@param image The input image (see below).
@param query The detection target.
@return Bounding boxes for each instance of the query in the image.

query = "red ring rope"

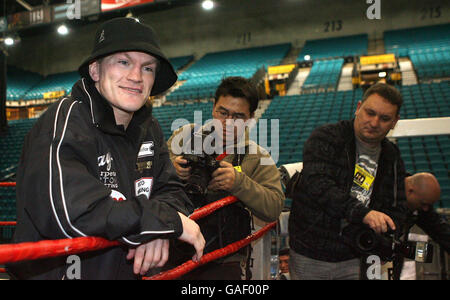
[144,221,277,280]
[0,237,120,265]
[0,182,16,187]
[189,196,237,220]
[0,191,276,280]
[0,196,239,264]
[0,222,16,226]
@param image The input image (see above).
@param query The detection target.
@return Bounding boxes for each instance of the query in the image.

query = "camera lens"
[356,230,377,251]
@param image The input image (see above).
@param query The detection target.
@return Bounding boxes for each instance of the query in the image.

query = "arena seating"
[152,101,213,139]
[0,119,37,236]
[302,58,345,91]
[166,43,291,102]
[169,55,194,71]
[397,135,450,208]
[384,24,450,80]
[0,118,36,175]
[0,184,15,240]
[297,34,368,60]
[6,67,43,102]
[24,71,80,100]
[0,187,15,221]
[399,82,450,118]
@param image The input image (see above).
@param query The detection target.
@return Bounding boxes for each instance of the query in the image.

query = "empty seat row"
[167,43,291,102]
[298,34,368,61]
[384,24,450,80]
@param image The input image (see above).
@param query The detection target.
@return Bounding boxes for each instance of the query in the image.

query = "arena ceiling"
[0,0,201,37]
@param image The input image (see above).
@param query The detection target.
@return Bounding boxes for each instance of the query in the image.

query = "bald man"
[405,172,441,212]
[386,172,449,280]
[404,172,449,253]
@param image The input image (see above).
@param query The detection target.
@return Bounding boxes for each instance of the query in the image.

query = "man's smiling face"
[89,51,158,124]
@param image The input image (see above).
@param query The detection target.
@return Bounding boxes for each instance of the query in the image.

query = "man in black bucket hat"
[7,17,205,280]
[78,17,177,96]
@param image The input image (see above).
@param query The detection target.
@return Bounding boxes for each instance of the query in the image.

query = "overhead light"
[57,24,69,35]
[304,55,311,61]
[4,37,14,46]
[202,0,214,10]
[378,71,387,78]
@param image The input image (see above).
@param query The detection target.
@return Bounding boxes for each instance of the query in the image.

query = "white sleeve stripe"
[52,98,68,138]
[121,230,176,246]
[81,78,96,125]
[121,237,141,246]
[49,99,72,239]
[55,100,88,237]
[139,230,175,235]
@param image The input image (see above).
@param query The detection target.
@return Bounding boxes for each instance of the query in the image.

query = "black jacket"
[7,78,193,279]
[387,196,450,280]
[402,207,450,254]
[288,119,408,262]
[415,211,450,253]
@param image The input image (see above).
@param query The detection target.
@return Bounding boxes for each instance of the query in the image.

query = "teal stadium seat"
[385,24,450,80]
[6,66,43,102]
[0,119,34,238]
[396,135,450,208]
[298,34,368,60]
[302,59,344,91]
[24,71,80,100]
[166,44,291,102]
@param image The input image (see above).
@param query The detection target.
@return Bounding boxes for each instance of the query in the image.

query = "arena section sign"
[7,7,52,31]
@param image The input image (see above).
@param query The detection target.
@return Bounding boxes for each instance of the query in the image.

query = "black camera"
[178,127,222,195]
[343,223,433,263]
[181,152,221,196]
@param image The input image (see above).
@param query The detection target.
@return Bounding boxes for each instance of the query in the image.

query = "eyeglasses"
[214,109,249,120]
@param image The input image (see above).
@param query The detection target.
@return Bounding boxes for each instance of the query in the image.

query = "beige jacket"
[167,123,285,222]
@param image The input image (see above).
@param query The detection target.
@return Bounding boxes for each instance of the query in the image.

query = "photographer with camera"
[388,172,449,279]
[167,77,285,280]
[405,173,450,254]
[288,83,408,280]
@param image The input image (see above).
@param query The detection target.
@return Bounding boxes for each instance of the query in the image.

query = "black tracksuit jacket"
[7,78,193,279]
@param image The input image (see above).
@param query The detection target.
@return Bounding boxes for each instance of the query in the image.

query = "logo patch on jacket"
[110,190,127,202]
[138,141,154,158]
[98,152,114,171]
[135,177,153,199]
[98,152,118,188]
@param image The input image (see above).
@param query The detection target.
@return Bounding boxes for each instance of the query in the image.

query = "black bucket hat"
[78,17,177,96]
